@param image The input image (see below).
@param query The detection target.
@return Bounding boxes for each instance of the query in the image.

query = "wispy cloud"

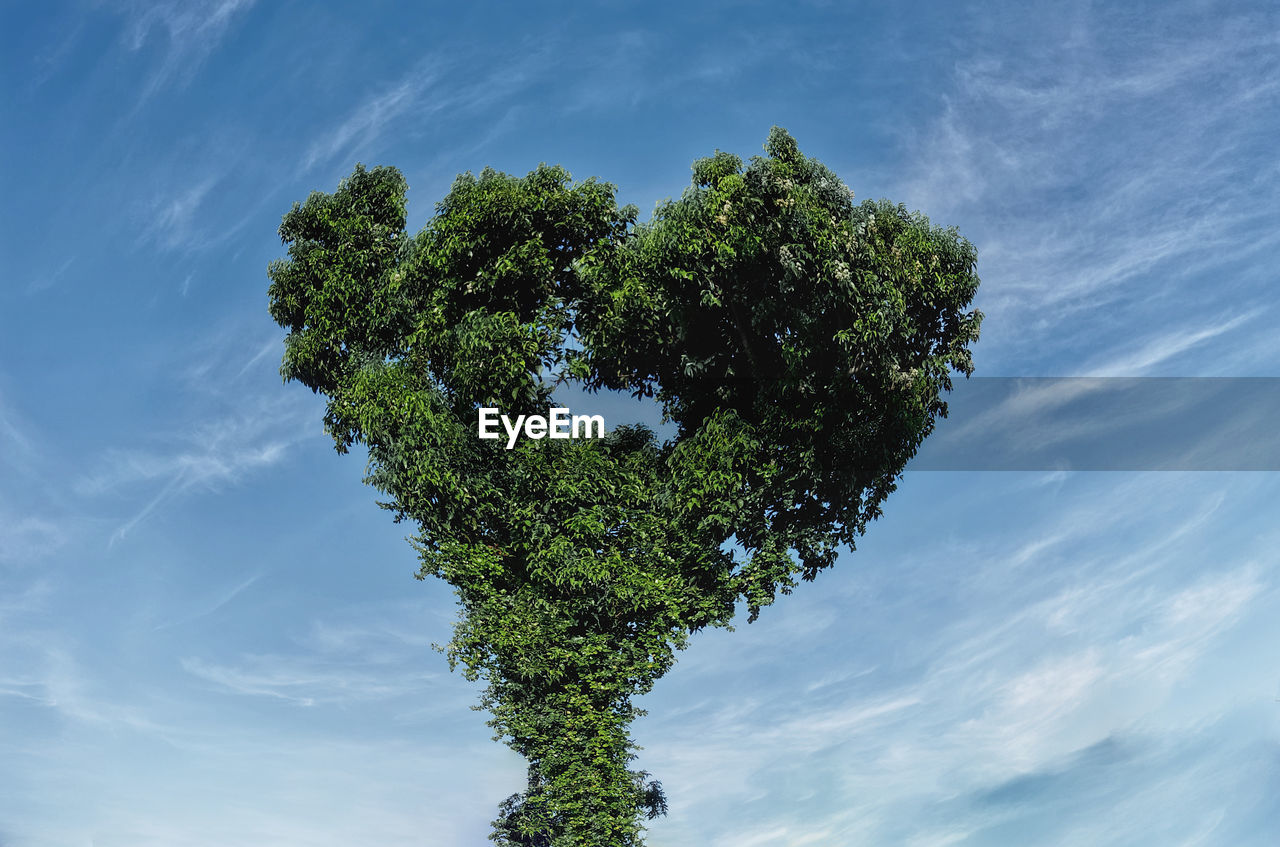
[26,256,76,295]
[640,473,1276,845]
[140,175,219,251]
[0,389,37,465]
[891,4,1280,372]
[0,640,178,737]
[234,339,279,380]
[301,42,561,175]
[0,512,66,567]
[1083,310,1264,376]
[178,597,465,711]
[302,616,439,656]
[153,572,261,631]
[26,15,87,90]
[0,577,52,620]
[178,321,287,388]
[0,386,53,489]
[181,653,438,707]
[116,0,258,103]
[1128,565,1263,683]
[557,26,838,120]
[71,319,317,545]
[74,388,311,545]
[127,120,270,256]
[302,61,445,172]
[79,416,293,499]
[5,727,516,847]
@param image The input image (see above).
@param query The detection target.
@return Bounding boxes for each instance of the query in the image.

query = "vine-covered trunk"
[486,653,668,846]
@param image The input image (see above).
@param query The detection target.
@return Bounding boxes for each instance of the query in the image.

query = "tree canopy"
[267,127,981,846]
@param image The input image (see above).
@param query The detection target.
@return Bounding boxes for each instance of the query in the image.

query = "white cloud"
[117,0,258,102]
[301,42,563,175]
[1083,310,1263,376]
[890,5,1280,373]
[26,255,76,295]
[141,175,218,251]
[640,473,1276,845]
[0,513,65,566]
[0,389,40,475]
[302,63,445,172]
[71,386,311,545]
[152,572,262,631]
[180,600,459,707]
[0,640,177,736]
[181,653,439,706]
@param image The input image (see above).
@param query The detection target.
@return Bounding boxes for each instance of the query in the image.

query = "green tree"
[267,127,981,846]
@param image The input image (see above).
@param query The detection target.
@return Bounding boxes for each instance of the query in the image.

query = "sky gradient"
[3,1,1279,845]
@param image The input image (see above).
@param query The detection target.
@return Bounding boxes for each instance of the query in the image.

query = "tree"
[267,127,981,845]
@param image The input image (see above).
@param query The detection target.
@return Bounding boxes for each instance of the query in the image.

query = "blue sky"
[3,1,1279,844]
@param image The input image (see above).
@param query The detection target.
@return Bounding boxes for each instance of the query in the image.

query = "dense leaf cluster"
[267,128,980,846]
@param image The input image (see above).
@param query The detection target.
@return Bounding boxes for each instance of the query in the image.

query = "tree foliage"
[267,127,981,846]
